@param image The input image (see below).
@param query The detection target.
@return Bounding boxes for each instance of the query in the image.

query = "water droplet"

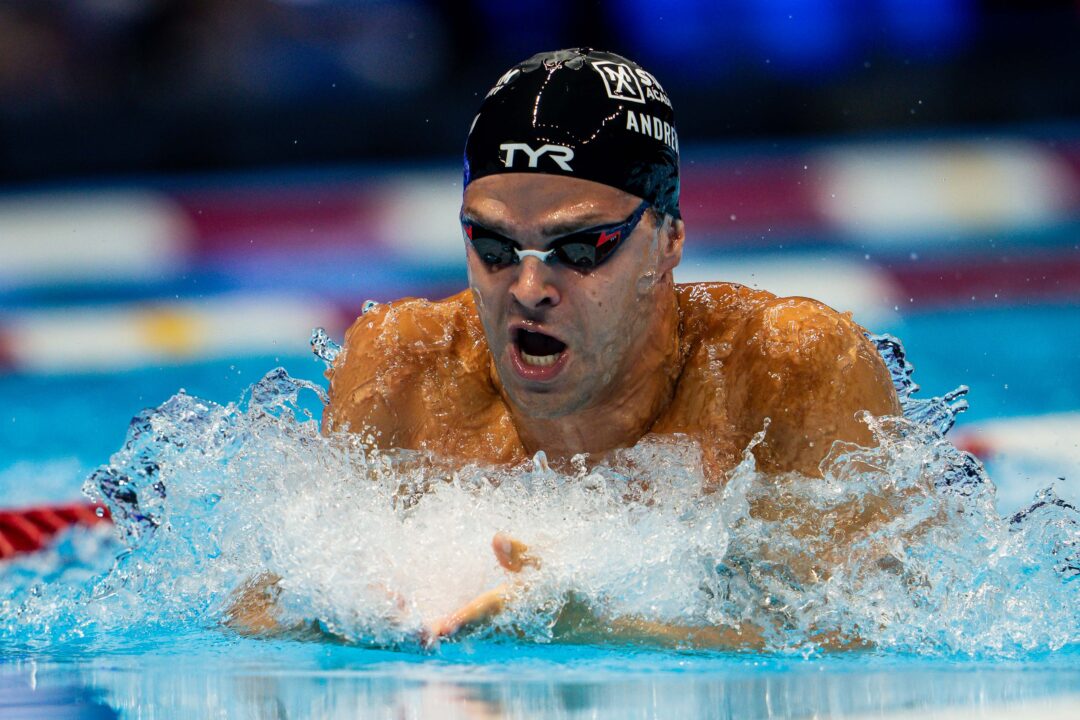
[310,328,341,366]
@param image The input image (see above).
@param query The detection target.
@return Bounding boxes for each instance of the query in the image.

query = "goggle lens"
[469,234,518,268]
[462,200,649,272]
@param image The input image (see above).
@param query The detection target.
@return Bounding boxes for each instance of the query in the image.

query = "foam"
[1,337,1076,658]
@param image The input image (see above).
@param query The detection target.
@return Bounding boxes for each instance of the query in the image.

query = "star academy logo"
[591,60,646,104]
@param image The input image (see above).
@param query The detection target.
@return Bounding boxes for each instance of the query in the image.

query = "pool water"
[1,302,1078,718]
[4,639,1080,719]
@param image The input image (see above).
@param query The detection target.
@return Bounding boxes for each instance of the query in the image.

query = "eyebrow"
[460,209,620,243]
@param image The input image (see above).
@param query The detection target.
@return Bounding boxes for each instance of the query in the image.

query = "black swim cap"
[464,48,681,219]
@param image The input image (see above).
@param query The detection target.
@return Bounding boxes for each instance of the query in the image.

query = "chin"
[502,377,590,420]
[506,388,572,419]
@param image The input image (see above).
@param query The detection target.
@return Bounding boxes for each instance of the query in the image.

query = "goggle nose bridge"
[514,248,557,264]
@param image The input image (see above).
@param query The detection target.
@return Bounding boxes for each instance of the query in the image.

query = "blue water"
[887,303,1080,423]
[3,639,1080,718]
[1,302,1079,718]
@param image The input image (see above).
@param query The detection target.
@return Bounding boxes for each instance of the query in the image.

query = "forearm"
[604,617,764,649]
[425,583,514,641]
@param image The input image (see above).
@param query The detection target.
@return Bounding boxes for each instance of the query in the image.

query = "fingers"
[492,532,540,572]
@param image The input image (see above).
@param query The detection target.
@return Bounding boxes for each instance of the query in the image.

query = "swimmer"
[228,48,901,646]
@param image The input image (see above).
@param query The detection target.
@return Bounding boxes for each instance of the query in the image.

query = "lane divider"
[0,191,192,287]
[1,140,1078,291]
[0,502,111,560]
[0,294,342,374]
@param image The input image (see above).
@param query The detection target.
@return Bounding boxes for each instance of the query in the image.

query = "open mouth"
[514,328,567,367]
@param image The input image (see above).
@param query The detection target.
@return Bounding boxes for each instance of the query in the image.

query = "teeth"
[521,350,560,367]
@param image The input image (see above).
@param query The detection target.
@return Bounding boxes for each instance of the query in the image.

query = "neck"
[506,285,683,461]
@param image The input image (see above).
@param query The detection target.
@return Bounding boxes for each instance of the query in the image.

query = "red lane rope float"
[0,502,112,560]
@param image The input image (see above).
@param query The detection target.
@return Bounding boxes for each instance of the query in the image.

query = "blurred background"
[1,0,1078,510]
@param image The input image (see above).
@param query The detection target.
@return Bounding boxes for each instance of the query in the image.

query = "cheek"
[466,257,500,315]
[571,277,640,351]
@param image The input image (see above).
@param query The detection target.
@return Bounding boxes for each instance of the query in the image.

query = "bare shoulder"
[336,290,484,360]
[324,290,493,442]
[674,281,778,337]
[676,281,876,355]
[678,283,900,476]
[730,293,894,386]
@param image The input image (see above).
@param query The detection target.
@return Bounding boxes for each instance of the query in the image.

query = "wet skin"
[230,174,902,646]
[326,174,901,482]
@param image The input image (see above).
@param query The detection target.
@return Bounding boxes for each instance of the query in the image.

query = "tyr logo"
[499,142,575,171]
[591,60,645,104]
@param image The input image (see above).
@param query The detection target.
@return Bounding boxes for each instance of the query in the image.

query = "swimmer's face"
[462,174,684,419]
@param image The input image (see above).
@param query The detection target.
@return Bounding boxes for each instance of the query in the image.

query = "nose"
[509,256,561,311]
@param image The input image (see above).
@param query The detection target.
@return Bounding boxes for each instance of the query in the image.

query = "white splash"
[0,338,1076,658]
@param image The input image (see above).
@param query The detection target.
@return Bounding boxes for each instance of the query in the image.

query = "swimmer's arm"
[423,583,517,645]
[223,572,287,635]
[728,298,947,596]
[426,535,767,651]
[429,584,768,650]
[423,533,535,645]
[555,606,766,649]
[225,570,513,646]
[585,621,862,651]
[734,297,901,476]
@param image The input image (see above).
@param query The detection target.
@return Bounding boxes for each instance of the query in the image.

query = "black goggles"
[461,200,651,271]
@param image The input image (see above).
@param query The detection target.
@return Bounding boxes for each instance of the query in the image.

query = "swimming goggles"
[461,200,651,271]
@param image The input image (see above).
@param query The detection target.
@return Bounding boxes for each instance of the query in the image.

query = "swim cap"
[464,48,681,219]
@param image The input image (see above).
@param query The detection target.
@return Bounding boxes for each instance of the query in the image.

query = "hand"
[491,531,541,573]
[223,572,283,635]
[421,532,540,648]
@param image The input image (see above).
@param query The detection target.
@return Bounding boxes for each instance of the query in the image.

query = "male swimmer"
[229,49,901,646]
